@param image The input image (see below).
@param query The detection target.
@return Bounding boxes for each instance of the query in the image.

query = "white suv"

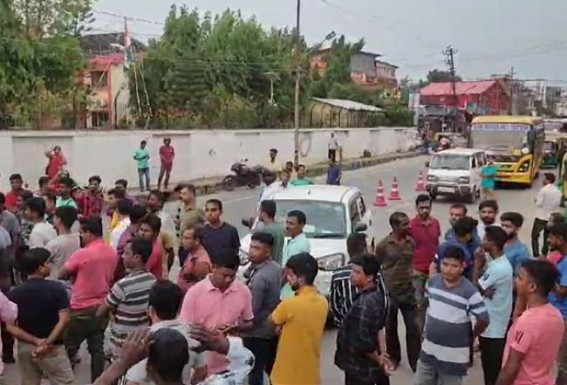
[238,185,373,298]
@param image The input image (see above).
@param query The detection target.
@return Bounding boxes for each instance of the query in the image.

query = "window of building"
[92,111,109,128]
[90,71,108,88]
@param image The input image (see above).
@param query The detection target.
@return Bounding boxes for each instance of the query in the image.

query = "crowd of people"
[0,154,564,385]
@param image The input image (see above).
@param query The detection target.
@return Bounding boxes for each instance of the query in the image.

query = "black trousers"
[328,149,337,162]
[479,336,506,385]
[344,371,390,385]
[243,336,278,385]
[531,218,549,257]
[385,299,421,371]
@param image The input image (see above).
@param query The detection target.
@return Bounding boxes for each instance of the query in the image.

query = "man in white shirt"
[125,281,207,385]
[477,199,499,241]
[532,172,562,258]
[46,206,80,279]
[110,199,132,250]
[328,132,339,162]
[23,197,56,248]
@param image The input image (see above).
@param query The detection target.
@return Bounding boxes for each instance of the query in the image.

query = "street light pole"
[293,0,301,167]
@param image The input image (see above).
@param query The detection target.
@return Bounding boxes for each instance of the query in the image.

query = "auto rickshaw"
[541,139,560,169]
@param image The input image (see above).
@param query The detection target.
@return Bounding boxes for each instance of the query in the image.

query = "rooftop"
[271,185,361,203]
[311,97,384,112]
[420,80,499,96]
[79,33,146,56]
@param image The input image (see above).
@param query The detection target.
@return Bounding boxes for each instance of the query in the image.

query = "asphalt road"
[5,155,546,384]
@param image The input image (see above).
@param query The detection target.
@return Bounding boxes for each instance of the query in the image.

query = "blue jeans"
[138,168,150,192]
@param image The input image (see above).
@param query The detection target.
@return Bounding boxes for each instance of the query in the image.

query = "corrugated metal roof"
[420,80,498,96]
[311,97,384,112]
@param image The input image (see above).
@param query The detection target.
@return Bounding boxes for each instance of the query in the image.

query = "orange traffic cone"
[373,180,387,207]
[415,171,426,192]
[389,177,402,201]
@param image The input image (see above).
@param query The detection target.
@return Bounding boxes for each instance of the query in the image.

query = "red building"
[420,80,510,115]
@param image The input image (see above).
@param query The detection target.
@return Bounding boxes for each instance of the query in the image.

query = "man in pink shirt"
[497,259,564,385]
[408,193,440,330]
[179,250,253,375]
[59,217,118,382]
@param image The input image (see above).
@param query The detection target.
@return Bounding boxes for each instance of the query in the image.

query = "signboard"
[471,123,529,131]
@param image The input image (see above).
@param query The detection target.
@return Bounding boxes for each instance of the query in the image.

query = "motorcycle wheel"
[223,176,237,191]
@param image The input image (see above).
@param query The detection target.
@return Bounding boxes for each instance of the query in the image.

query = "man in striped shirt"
[329,233,388,327]
[415,246,489,385]
[96,237,156,358]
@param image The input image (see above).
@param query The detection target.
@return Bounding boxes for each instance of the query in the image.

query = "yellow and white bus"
[469,115,545,186]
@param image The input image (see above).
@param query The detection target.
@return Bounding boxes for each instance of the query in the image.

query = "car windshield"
[429,154,470,170]
[272,199,347,239]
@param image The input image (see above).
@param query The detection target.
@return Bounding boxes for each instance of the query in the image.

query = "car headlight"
[458,176,470,184]
[518,161,530,172]
[317,253,346,271]
[239,249,249,265]
[427,175,438,182]
[521,147,530,155]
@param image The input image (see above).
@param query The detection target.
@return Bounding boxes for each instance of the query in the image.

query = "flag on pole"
[123,18,135,72]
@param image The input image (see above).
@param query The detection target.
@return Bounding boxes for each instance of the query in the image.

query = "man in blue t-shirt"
[547,222,567,384]
[326,159,341,186]
[431,217,480,280]
[473,225,513,385]
[500,212,531,277]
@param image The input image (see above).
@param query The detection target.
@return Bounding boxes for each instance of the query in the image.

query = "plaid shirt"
[334,287,388,379]
[329,264,388,326]
[77,191,104,218]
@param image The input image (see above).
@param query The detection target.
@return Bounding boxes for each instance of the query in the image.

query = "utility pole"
[443,46,458,109]
[509,66,515,115]
[442,45,458,132]
[293,0,301,167]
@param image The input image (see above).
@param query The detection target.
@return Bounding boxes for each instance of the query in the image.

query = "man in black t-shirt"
[202,199,241,259]
[6,247,74,384]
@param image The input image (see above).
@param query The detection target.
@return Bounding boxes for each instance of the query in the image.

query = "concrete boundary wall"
[0,127,418,190]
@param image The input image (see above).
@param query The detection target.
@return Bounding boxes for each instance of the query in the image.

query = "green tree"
[418,69,463,87]
[133,6,297,128]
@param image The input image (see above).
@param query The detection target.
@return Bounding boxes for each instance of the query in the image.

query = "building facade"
[420,80,510,115]
[310,49,398,91]
[78,33,145,129]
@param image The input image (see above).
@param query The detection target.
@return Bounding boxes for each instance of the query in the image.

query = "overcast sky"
[93,0,567,85]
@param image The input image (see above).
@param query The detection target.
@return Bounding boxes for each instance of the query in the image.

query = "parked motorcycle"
[222,161,263,191]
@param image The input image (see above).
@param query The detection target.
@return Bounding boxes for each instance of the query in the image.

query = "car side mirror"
[425,161,430,167]
[354,222,368,232]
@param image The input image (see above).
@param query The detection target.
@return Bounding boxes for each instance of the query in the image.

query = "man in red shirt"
[45,145,67,180]
[408,193,441,331]
[6,174,27,213]
[58,217,117,382]
[137,213,164,279]
[157,137,175,191]
[76,175,104,219]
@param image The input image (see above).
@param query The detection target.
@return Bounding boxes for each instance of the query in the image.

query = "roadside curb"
[133,151,423,201]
